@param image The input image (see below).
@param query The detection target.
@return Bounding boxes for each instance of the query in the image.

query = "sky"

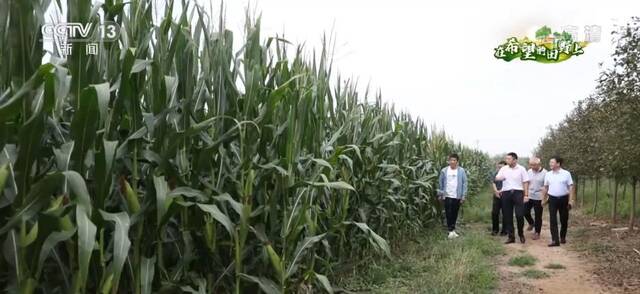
[214,0,640,157]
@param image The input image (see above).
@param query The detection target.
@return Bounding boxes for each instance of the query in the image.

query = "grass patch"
[544,263,566,270]
[572,227,588,238]
[508,254,537,267]
[573,241,614,253]
[522,269,550,279]
[461,193,493,223]
[578,179,640,220]
[339,187,505,293]
[339,226,503,293]
[366,262,415,286]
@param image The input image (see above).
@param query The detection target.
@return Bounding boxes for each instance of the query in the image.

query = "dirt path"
[496,212,617,294]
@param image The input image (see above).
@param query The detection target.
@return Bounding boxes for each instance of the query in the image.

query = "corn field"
[0,1,492,293]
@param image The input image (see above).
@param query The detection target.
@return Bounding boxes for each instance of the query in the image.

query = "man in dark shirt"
[491,161,507,235]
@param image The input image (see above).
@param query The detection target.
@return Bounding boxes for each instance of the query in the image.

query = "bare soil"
[569,212,640,293]
[495,209,623,294]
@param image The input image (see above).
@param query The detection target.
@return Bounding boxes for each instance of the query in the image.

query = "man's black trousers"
[501,190,525,238]
[548,195,569,243]
[444,197,461,232]
[524,199,543,234]
[491,193,504,233]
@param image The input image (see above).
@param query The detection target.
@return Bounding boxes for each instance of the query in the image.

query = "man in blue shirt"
[437,153,468,239]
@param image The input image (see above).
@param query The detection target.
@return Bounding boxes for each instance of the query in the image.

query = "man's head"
[529,157,542,171]
[496,160,506,170]
[549,156,564,170]
[448,153,459,168]
[505,152,518,167]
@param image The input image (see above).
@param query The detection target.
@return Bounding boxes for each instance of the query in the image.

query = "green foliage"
[341,227,503,294]
[536,17,640,227]
[508,254,537,267]
[0,1,492,293]
[544,263,566,270]
[522,269,549,279]
[579,179,639,220]
[462,186,497,223]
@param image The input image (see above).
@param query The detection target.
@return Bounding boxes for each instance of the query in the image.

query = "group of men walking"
[438,152,576,247]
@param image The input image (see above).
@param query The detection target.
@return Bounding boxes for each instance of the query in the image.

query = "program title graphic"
[494,25,600,63]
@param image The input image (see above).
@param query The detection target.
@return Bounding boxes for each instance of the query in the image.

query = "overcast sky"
[214,0,640,157]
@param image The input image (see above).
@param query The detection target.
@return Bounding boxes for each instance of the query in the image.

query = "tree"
[536,17,640,227]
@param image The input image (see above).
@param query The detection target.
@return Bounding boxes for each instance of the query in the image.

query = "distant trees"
[536,17,640,228]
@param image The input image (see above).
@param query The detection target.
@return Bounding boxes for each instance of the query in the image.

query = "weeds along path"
[341,188,622,294]
[338,223,503,293]
[496,210,612,294]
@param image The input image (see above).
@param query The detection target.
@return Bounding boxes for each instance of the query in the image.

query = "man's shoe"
[532,233,540,240]
[504,237,515,244]
[452,231,460,238]
[519,236,526,243]
[448,232,455,239]
[560,238,566,244]
[491,231,498,236]
[526,225,534,231]
[548,242,560,247]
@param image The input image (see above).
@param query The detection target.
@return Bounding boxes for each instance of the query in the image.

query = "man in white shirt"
[542,156,576,247]
[437,153,468,239]
[525,157,547,240]
[495,152,530,244]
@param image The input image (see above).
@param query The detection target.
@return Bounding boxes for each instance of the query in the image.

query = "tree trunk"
[580,178,586,208]
[612,179,619,224]
[573,176,581,205]
[575,176,580,207]
[622,181,628,200]
[593,177,600,214]
[630,177,637,229]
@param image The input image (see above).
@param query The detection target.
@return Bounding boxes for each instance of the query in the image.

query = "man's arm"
[542,185,549,205]
[461,170,468,202]
[521,168,530,201]
[492,182,500,198]
[569,184,576,208]
[567,172,575,207]
[495,168,505,181]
